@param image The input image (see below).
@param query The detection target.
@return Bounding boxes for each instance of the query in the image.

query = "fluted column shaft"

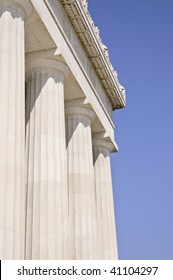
[0,0,32,259]
[65,107,97,259]
[93,139,118,259]
[25,59,69,259]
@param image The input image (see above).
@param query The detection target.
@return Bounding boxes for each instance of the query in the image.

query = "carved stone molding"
[61,0,75,4]
[60,0,126,109]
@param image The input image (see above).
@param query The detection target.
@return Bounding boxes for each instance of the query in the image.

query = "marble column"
[0,0,32,259]
[65,106,97,259]
[93,138,118,259]
[25,59,69,259]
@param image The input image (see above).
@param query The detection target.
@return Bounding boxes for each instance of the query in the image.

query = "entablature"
[60,0,126,109]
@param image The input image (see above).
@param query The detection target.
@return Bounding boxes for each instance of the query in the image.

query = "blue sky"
[89,0,173,259]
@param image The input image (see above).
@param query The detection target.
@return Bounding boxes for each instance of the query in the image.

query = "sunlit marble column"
[65,106,97,259]
[25,59,69,259]
[0,0,32,259]
[93,137,118,259]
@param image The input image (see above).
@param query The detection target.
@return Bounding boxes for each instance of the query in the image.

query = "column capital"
[65,104,96,122]
[93,133,118,152]
[93,139,114,154]
[92,132,115,153]
[26,58,70,81]
[0,0,32,20]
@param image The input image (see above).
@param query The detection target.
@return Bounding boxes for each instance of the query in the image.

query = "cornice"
[60,0,126,110]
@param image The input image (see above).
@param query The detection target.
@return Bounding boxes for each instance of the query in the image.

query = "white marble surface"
[25,59,69,259]
[65,106,97,259]
[0,0,120,260]
[0,0,32,260]
[93,138,118,259]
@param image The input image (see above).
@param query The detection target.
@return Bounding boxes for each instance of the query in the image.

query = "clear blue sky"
[89,0,173,260]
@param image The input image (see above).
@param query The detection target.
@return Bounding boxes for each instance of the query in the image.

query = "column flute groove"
[93,138,118,259]
[25,59,69,259]
[0,0,32,259]
[65,105,97,259]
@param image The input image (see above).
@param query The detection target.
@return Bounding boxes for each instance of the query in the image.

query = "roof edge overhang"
[60,0,126,110]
